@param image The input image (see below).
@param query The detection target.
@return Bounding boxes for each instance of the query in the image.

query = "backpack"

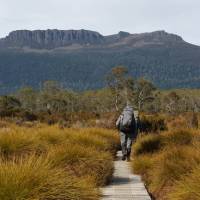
[119,107,136,133]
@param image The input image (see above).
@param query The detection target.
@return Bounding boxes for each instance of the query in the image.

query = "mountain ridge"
[0,29,186,50]
[0,29,199,94]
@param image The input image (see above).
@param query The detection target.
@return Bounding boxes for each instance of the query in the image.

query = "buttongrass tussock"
[0,155,99,200]
[0,123,119,200]
[132,128,200,200]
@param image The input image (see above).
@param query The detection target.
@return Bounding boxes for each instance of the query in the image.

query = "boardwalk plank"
[101,151,151,200]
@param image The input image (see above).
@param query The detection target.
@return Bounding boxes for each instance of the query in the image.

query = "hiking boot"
[126,155,131,162]
[122,155,126,161]
[126,150,131,162]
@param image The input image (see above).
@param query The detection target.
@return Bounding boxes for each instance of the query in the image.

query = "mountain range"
[0,29,200,94]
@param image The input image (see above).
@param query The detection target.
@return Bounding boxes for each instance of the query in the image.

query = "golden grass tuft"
[0,123,120,199]
[0,155,99,200]
[132,127,200,200]
[48,143,114,186]
[133,134,163,155]
[169,165,200,200]
[0,130,36,158]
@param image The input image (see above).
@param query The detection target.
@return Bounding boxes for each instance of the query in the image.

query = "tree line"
[0,66,199,123]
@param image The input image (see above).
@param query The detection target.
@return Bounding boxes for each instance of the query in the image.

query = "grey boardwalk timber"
[101,151,151,200]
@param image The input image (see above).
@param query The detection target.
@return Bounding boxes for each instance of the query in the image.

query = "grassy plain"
[132,114,200,200]
[0,122,119,200]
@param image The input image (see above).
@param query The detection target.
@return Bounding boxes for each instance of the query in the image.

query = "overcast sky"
[0,0,200,45]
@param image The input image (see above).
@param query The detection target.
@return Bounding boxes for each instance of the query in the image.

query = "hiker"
[116,105,138,161]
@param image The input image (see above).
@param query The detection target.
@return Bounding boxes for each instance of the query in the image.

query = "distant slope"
[0,29,200,94]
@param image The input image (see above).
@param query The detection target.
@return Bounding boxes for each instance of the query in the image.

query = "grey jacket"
[116,105,136,133]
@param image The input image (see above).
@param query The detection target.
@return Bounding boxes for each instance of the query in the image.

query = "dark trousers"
[120,131,136,156]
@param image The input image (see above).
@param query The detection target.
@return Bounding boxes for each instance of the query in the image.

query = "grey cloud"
[0,0,199,45]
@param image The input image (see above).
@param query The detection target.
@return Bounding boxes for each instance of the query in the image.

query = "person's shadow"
[111,176,130,185]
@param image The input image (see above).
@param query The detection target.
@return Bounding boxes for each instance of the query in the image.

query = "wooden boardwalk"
[101,151,151,200]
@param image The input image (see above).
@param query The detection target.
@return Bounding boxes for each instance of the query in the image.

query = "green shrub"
[17,110,38,121]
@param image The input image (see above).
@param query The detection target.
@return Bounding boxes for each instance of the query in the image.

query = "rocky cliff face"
[0,29,184,49]
[0,29,105,49]
[138,30,183,42]
[0,29,199,94]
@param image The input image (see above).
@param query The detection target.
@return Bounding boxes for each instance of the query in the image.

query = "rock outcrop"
[0,29,105,49]
[0,29,184,49]
[0,29,199,94]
